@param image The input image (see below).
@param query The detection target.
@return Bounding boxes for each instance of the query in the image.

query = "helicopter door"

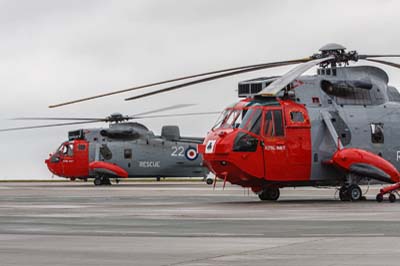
[282,103,312,181]
[59,141,89,177]
[261,109,288,181]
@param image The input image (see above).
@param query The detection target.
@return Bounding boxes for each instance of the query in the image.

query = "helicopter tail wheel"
[258,187,280,201]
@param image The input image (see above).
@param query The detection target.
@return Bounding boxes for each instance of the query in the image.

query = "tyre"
[347,184,362,201]
[206,178,214,185]
[258,187,280,201]
[376,193,384,203]
[267,187,280,201]
[389,193,396,203]
[94,178,102,186]
[101,177,112,186]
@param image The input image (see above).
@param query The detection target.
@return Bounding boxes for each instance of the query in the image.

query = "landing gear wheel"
[94,176,112,186]
[347,184,362,201]
[339,186,350,201]
[206,178,214,185]
[376,193,384,203]
[101,177,112,186]
[258,187,280,201]
[389,193,396,203]
[94,178,102,186]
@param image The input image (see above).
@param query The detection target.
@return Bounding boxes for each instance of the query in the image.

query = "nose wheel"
[339,184,362,201]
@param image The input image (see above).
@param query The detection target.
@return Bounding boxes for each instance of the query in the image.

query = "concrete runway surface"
[0,181,399,266]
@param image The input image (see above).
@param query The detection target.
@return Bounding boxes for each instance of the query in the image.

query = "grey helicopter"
[1,104,216,185]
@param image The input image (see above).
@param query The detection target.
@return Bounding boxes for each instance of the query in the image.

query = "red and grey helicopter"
[44,44,400,201]
[1,105,217,185]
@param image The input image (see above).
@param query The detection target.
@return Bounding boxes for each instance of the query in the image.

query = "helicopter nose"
[45,156,59,176]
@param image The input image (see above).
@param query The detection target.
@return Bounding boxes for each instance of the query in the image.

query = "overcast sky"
[1,0,399,179]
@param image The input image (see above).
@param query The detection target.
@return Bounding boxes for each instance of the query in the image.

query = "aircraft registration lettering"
[139,161,160,168]
[265,145,286,151]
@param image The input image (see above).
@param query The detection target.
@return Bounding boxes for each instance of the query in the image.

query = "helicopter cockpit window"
[370,123,384,144]
[67,144,74,156]
[58,143,73,157]
[264,111,274,136]
[213,109,243,129]
[212,110,230,129]
[239,108,262,135]
[264,110,284,137]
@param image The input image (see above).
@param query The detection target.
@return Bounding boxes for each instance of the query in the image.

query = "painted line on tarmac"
[301,233,385,237]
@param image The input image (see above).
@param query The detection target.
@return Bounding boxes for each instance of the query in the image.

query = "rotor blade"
[131,103,196,117]
[363,58,400,69]
[48,59,308,108]
[258,56,335,96]
[0,120,101,132]
[133,111,220,119]
[359,54,400,59]
[124,58,311,101]
[12,117,106,121]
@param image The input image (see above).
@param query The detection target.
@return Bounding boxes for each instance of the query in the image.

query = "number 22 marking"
[171,146,184,157]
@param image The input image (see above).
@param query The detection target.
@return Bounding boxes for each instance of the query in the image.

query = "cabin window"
[78,144,86,151]
[290,111,305,122]
[100,144,112,160]
[371,123,384,144]
[124,149,132,159]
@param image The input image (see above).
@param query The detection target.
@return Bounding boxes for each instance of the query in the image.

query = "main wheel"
[101,177,112,186]
[347,184,362,201]
[94,178,102,186]
[258,187,280,201]
[389,193,396,203]
[376,193,384,202]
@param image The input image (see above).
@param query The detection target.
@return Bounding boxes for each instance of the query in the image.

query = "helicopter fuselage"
[199,65,400,192]
[45,123,208,181]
